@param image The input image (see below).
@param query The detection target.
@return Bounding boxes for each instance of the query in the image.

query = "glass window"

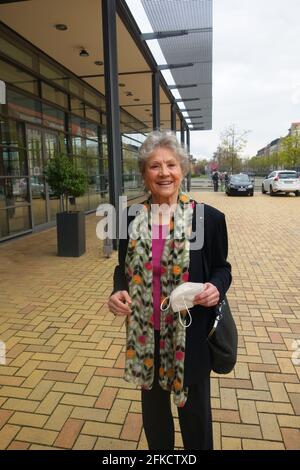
[70,115,87,137]
[7,89,42,125]
[72,137,86,157]
[0,176,30,206]
[85,106,100,124]
[0,205,31,238]
[86,140,99,158]
[0,58,39,95]
[278,172,297,179]
[58,133,67,155]
[39,60,69,90]
[0,119,25,148]
[102,143,108,158]
[0,148,27,176]
[0,35,36,70]
[41,82,68,109]
[44,132,60,160]
[70,96,84,117]
[74,157,87,173]
[86,158,101,176]
[85,121,98,140]
[69,79,83,98]
[42,103,65,131]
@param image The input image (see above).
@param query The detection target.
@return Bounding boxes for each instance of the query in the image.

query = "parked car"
[226,174,254,196]
[261,170,300,196]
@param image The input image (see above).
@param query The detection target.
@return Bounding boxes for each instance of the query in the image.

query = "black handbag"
[203,257,238,374]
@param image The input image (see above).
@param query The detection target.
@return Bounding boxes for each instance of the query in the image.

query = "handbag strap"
[202,251,225,337]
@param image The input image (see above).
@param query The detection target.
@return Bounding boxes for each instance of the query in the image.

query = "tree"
[217,125,249,173]
[44,155,87,213]
[279,132,300,168]
[193,158,208,175]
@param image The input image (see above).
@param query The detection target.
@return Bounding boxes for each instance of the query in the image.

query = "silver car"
[262,170,300,196]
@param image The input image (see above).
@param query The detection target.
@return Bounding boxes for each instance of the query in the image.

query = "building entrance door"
[26,126,60,228]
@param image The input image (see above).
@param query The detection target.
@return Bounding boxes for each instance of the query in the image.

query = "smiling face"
[143,147,183,205]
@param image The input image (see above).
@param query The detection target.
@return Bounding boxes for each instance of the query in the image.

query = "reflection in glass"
[83,88,105,110]
[85,122,98,141]
[41,82,68,109]
[42,104,65,132]
[0,205,31,238]
[0,148,27,176]
[70,116,86,137]
[72,138,86,157]
[40,60,69,90]
[70,96,84,117]
[0,177,30,206]
[44,132,59,160]
[0,58,38,95]
[26,127,46,226]
[85,106,100,124]
[86,140,99,158]
[74,157,87,172]
[0,35,35,69]
[0,119,25,148]
[7,89,42,125]
[69,79,83,98]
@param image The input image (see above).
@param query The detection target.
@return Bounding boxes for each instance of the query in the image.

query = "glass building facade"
[0,23,145,241]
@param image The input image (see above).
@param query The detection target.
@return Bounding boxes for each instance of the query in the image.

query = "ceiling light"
[94,60,103,66]
[55,24,68,31]
[79,48,89,57]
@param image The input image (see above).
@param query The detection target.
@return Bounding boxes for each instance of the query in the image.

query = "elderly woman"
[108,130,231,450]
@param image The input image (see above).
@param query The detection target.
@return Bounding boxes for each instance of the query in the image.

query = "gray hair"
[138,130,190,177]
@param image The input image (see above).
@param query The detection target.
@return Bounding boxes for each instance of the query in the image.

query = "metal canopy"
[140,0,212,131]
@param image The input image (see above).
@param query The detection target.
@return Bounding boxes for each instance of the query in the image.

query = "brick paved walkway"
[0,192,299,450]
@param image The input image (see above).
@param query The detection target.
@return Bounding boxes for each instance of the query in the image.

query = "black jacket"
[112,202,232,384]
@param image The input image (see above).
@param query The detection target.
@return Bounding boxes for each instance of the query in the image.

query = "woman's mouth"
[157,181,173,186]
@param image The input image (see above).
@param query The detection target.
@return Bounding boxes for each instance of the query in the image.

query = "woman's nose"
[159,164,169,175]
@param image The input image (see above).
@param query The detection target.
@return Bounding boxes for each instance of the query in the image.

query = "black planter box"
[56,211,86,257]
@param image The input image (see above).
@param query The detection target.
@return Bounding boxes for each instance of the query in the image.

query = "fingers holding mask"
[193,282,220,307]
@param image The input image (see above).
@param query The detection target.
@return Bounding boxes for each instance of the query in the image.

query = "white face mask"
[160,282,204,328]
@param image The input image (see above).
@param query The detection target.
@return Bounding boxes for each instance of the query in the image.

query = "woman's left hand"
[193,282,220,308]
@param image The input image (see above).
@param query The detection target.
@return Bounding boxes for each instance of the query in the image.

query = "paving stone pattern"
[0,192,299,450]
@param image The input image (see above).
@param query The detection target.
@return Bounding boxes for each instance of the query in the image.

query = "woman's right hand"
[108,290,132,317]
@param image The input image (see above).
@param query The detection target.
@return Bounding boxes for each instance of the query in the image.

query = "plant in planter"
[44,155,87,257]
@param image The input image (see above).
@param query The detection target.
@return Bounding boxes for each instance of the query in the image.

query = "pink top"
[152,224,168,330]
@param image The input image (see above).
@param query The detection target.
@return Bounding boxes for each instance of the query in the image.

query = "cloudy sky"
[190,0,300,160]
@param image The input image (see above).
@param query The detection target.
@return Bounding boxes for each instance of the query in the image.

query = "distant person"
[212,171,219,192]
[219,172,225,192]
[224,172,229,189]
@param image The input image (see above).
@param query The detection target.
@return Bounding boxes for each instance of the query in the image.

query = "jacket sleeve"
[111,207,131,296]
[209,213,232,301]
[112,236,129,295]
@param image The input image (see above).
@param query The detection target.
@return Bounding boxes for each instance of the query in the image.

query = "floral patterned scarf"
[124,191,194,407]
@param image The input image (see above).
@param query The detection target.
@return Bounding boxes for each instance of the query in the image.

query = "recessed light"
[94,60,103,66]
[79,48,89,57]
[55,24,68,31]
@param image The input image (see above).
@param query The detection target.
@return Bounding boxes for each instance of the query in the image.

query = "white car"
[262,170,300,196]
